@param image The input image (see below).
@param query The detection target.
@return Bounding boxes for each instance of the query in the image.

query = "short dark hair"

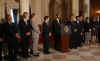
[56,14,59,18]
[23,12,28,15]
[76,16,79,19]
[44,16,49,20]
[7,14,11,18]
[31,13,36,18]
[86,17,89,20]
[23,12,28,18]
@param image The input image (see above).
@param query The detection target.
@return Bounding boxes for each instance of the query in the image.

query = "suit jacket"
[19,19,33,36]
[78,21,85,33]
[42,21,49,40]
[70,21,81,41]
[91,21,99,30]
[52,19,61,35]
[0,24,4,38]
[4,22,19,45]
[71,21,80,33]
[84,21,92,32]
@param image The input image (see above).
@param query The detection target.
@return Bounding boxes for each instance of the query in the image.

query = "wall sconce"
[96,10,100,14]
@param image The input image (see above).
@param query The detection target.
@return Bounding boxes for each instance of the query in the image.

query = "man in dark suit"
[91,17,99,43]
[70,16,81,49]
[0,23,4,60]
[19,12,32,58]
[84,17,92,45]
[52,14,61,51]
[42,16,50,54]
[96,15,100,43]
[97,16,100,43]
[4,15,20,61]
[78,16,85,46]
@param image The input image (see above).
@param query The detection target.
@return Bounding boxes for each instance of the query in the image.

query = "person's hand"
[16,33,21,39]
[93,28,96,31]
[38,24,42,32]
[74,29,78,32]
[80,32,83,35]
[89,29,91,32]
[49,33,52,36]
[26,32,31,36]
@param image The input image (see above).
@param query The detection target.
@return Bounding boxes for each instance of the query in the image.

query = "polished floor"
[17,44,100,61]
[2,44,100,61]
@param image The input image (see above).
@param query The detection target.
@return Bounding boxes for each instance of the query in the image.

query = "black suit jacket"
[4,22,19,47]
[42,21,49,40]
[84,22,92,32]
[52,19,61,35]
[70,21,81,41]
[4,22,18,38]
[0,24,4,38]
[19,19,33,36]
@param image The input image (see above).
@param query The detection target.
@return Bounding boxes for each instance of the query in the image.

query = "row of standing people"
[0,13,67,61]
[68,16,100,49]
[0,12,52,61]
[0,13,33,61]
[1,12,100,61]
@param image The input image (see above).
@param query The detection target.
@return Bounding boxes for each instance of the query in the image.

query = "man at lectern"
[52,14,61,51]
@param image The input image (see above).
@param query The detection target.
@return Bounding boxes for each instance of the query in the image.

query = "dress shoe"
[4,55,8,60]
[0,56,2,60]
[23,55,30,59]
[33,53,40,56]
[44,51,50,54]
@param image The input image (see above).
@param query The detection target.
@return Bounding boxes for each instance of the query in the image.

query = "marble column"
[20,0,29,15]
[72,0,79,17]
[65,0,72,18]
[83,0,90,17]
[0,0,5,23]
[31,0,42,21]
[41,0,49,18]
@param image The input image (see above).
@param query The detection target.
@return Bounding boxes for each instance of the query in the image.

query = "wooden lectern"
[60,24,71,52]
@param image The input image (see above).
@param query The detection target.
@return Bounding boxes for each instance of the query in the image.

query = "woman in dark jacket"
[84,17,92,45]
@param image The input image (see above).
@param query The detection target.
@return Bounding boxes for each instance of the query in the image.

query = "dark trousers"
[54,34,61,51]
[70,32,81,49]
[98,32,100,43]
[0,48,2,57]
[81,33,85,44]
[0,42,3,58]
[21,36,30,57]
[70,41,77,49]
[7,39,18,61]
[43,35,50,52]
[8,47,17,60]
